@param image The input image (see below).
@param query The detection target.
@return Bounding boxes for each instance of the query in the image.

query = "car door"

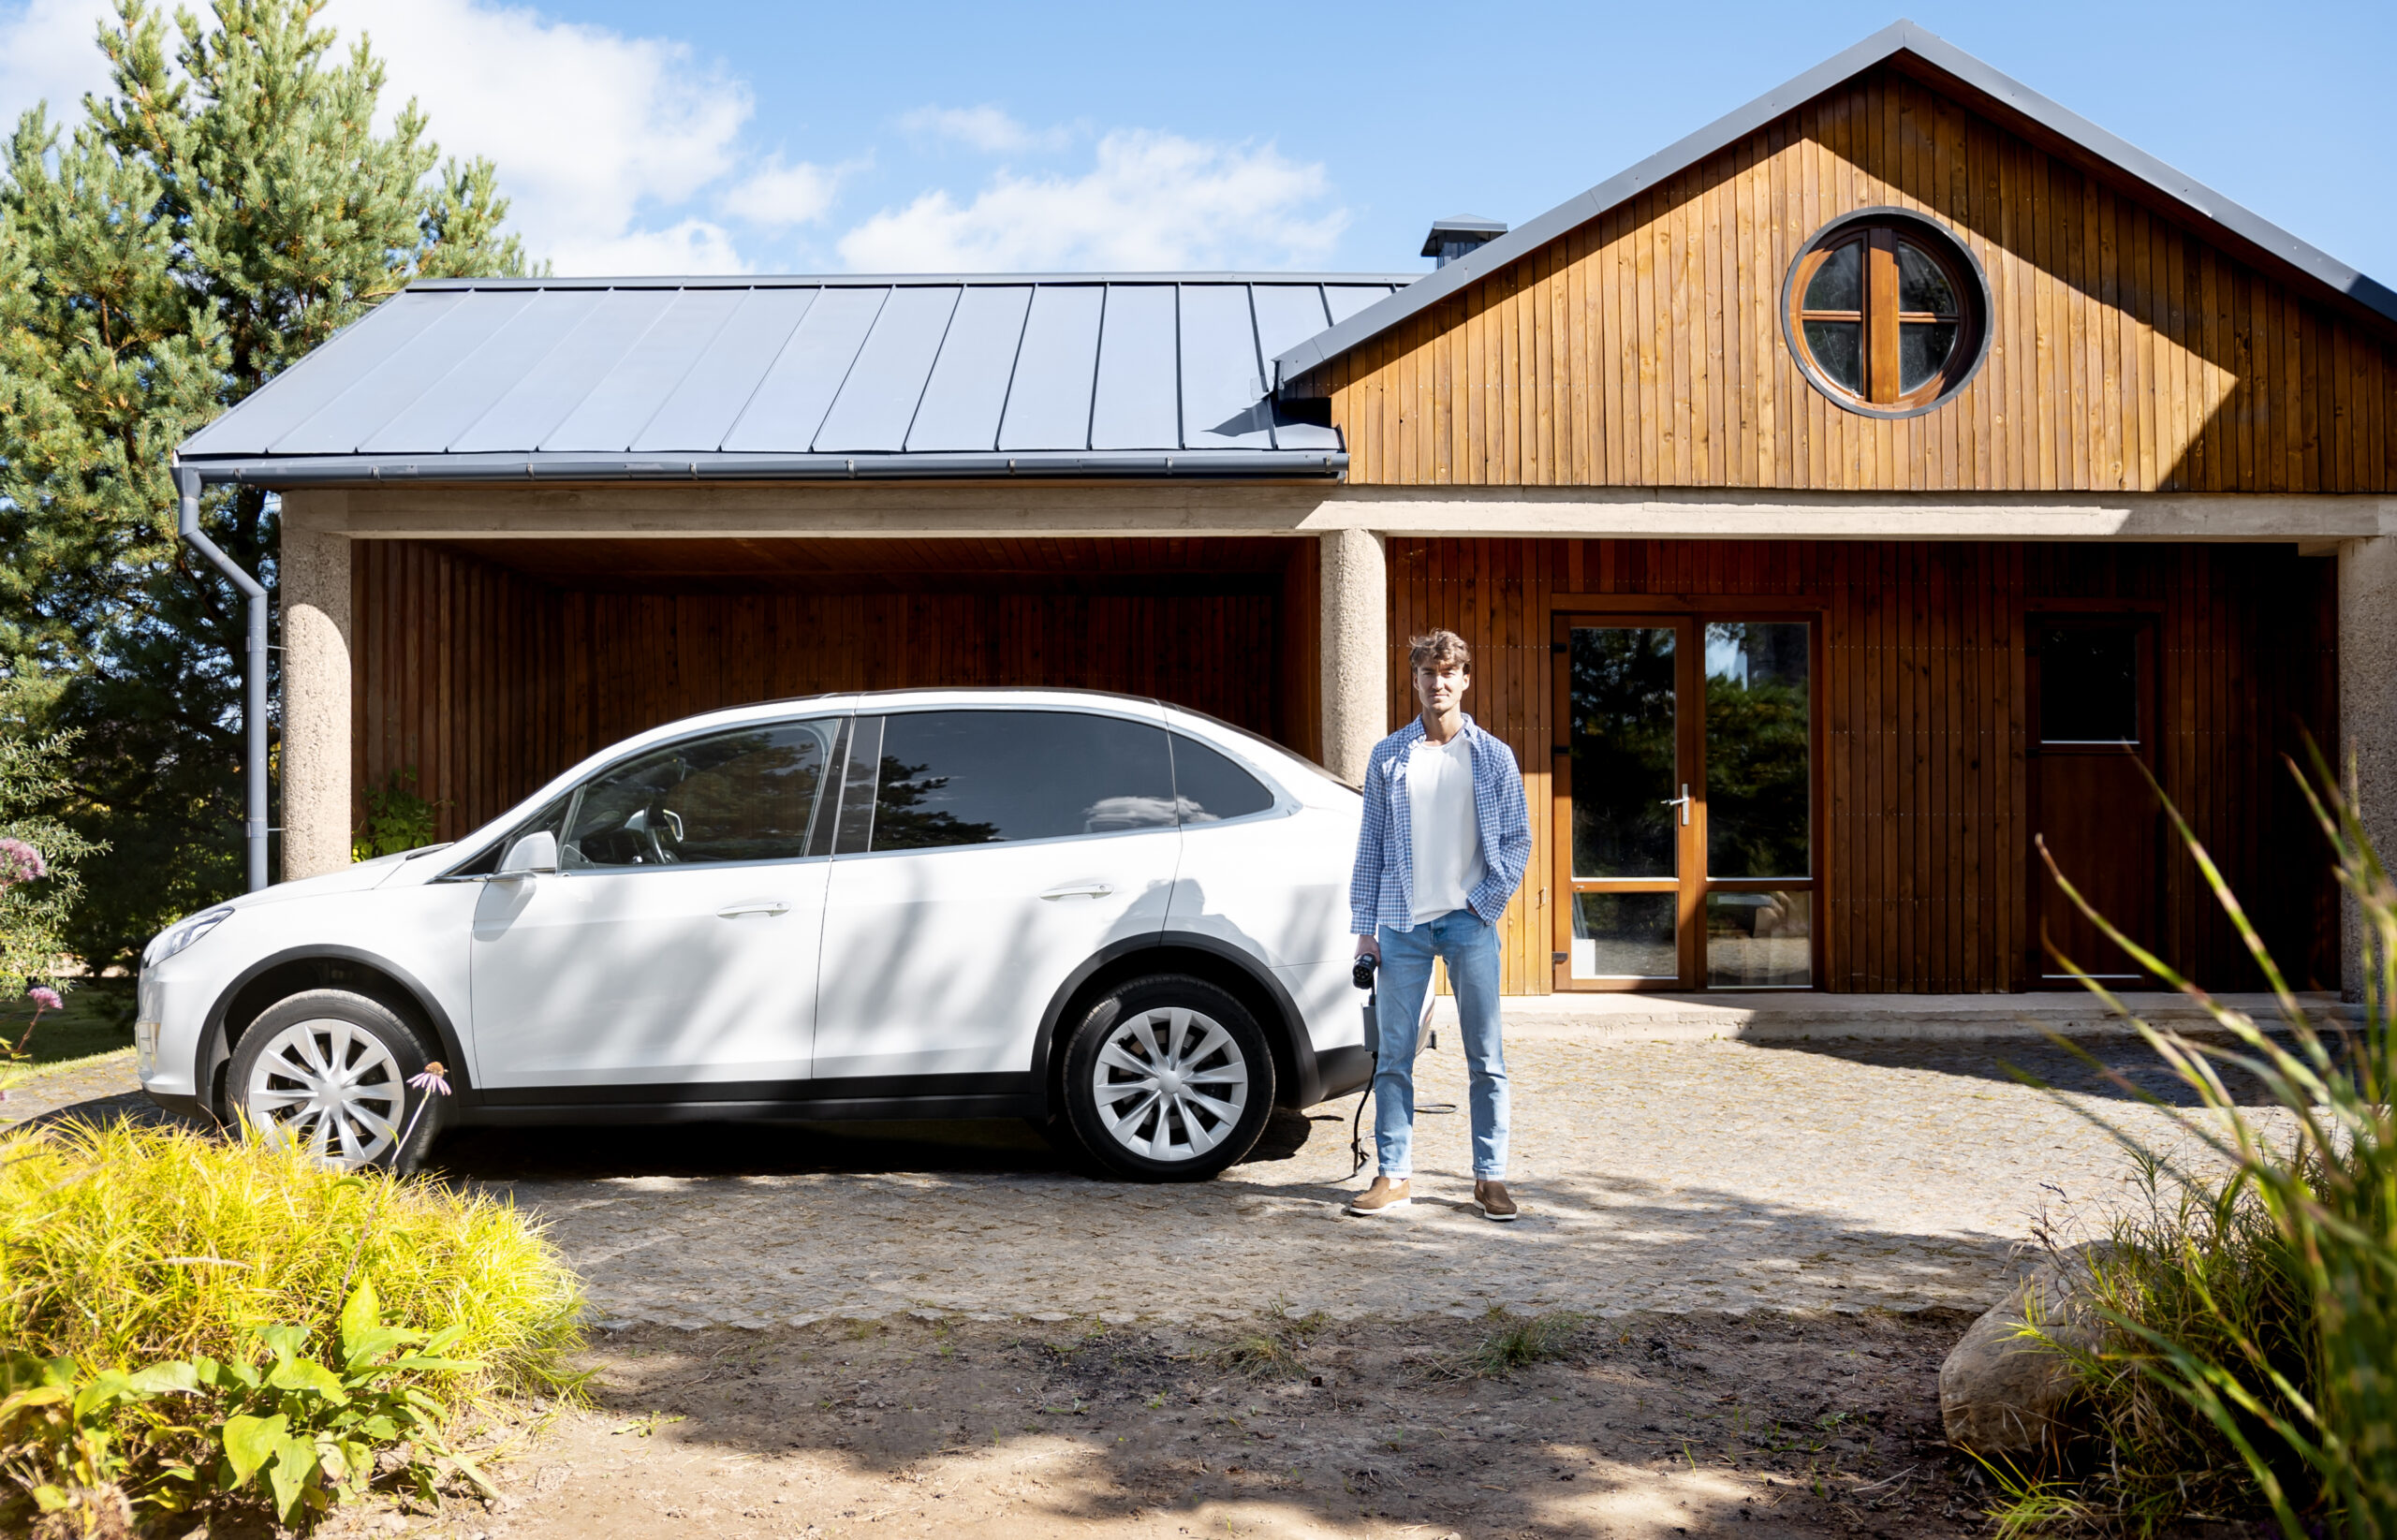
[469,715,839,1092]
[812,707,1181,1084]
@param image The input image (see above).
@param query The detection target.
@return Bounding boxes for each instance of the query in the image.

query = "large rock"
[1939,1247,2113,1456]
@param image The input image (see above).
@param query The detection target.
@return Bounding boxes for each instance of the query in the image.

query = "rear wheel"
[227,990,447,1171]
[1061,975,1275,1181]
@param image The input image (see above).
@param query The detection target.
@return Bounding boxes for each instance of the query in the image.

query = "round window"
[1783,209,1988,417]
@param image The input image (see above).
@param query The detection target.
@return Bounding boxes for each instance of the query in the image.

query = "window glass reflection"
[870,711,1177,851]
[565,721,832,869]
[1804,241,1861,311]
[1569,626,1677,879]
[1706,891,1812,987]
[1571,892,1678,979]
[1705,622,1810,879]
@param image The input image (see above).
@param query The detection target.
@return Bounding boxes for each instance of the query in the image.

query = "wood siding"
[352,537,1318,841]
[1321,65,2397,492]
[1388,537,2338,994]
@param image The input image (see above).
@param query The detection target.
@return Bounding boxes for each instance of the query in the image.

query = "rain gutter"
[174,448,1346,487]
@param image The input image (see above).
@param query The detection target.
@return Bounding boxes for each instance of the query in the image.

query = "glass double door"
[1551,613,1818,990]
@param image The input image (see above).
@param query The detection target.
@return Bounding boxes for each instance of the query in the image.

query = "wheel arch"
[1032,934,1323,1112]
[197,946,471,1122]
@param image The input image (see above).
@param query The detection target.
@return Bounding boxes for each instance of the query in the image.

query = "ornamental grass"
[1993,750,2396,1540]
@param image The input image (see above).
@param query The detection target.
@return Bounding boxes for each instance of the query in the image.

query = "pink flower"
[407,1062,451,1096]
[26,987,62,1013]
[0,839,44,886]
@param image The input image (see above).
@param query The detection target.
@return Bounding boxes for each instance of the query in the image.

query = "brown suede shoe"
[1345,1177,1412,1216]
[1475,1180,1520,1222]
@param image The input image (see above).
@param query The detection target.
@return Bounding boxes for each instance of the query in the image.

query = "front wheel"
[1060,975,1276,1181]
[227,989,447,1170]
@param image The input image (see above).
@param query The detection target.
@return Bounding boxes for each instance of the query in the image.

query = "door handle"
[1660,784,1692,827]
[1039,883,1115,901]
[716,899,791,918]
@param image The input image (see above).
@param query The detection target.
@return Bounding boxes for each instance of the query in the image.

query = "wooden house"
[182,22,2397,997]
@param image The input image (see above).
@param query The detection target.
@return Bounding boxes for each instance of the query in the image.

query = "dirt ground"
[275,1309,1999,1540]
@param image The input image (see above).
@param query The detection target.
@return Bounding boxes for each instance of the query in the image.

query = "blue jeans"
[1373,909,1508,1181]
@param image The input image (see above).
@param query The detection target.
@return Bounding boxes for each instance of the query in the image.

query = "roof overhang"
[1272,18,2397,389]
[175,447,1347,489]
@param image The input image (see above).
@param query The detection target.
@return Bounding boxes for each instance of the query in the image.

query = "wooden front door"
[1551,612,1821,990]
[2028,616,2161,987]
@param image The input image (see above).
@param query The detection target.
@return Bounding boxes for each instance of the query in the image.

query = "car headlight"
[149,906,235,964]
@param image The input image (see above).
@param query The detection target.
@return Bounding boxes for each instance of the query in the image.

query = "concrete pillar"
[2337,536,2397,998]
[279,513,353,880]
[1318,527,1388,785]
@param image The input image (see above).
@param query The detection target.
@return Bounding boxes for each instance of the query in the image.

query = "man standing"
[1346,629,1531,1221]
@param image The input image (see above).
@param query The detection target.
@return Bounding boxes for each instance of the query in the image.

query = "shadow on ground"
[1754,1031,2358,1107]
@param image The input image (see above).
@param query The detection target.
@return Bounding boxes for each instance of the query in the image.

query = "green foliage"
[1,1280,499,1529]
[0,0,529,971]
[351,767,444,862]
[1469,1308,1584,1377]
[1997,750,2397,1539]
[0,682,102,997]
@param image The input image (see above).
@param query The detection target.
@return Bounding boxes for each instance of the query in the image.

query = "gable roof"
[1271,19,2397,389]
[177,273,1412,487]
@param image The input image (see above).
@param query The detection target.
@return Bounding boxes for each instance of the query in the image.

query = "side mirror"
[495,829,560,878]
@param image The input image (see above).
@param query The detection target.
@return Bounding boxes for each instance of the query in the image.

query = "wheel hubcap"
[243,1019,406,1166]
[1091,1006,1248,1162]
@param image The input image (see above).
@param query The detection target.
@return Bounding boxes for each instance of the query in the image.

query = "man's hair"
[1408,629,1473,676]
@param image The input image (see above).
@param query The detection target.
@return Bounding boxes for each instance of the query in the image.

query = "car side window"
[857,710,1176,852]
[1169,734,1277,823]
[562,719,834,869]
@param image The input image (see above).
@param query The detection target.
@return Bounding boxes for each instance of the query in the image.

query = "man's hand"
[1355,934,1380,963]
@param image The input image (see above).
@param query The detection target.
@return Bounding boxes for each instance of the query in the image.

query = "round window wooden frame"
[1781,207,1991,419]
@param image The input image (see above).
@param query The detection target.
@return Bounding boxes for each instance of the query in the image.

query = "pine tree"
[0,0,529,969]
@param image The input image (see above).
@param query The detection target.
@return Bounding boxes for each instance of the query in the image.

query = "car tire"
[1060,975,1277,1182]
[227,989,448,1171]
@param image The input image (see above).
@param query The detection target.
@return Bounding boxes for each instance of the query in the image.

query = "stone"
[1938,1246,2112,1456]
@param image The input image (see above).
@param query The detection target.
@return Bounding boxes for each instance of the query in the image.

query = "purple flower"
[26,987,62,1013]
[0,839,44,886]
[407,1062,451,1096]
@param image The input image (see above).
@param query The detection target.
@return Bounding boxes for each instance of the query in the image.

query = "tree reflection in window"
[1569,626,1677,879]
[1704,623,1810,880]
[868,756,1004,849]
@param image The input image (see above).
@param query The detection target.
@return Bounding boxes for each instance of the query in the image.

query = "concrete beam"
[287,482,2394,544]
[279,496,352,880]
[1318,528,1387,785]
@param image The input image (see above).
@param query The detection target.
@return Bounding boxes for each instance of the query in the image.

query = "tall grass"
[0,1119,582,1400]
[2007,752,2395,1540]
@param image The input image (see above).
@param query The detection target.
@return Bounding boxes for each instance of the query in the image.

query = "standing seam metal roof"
[177,274,1413,485]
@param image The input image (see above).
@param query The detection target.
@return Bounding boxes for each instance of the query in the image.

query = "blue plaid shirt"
[1349,714,1531,934]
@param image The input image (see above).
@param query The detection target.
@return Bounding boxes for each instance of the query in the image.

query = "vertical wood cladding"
[352,538,1311,843]
[1387,537,2338,994]
[1320,66,2397,492]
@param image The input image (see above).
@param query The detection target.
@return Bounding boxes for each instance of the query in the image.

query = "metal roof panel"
[1179,285,1272,450]
[270,291,532,453]
[449,288,679,452]
[813,286,961,452]
[996,284,1103,451]
[905,285,1033,452]
[630,286,819,451]
[1088,286,1180,451]
[719,286,884,452]
[360,289,602,453]
[180,290,463,456]
[541,288,747,451]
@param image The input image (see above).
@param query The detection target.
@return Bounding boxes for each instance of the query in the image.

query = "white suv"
[136,690,1371,1181]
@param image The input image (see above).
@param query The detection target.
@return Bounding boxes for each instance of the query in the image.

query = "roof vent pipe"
[1420,215,1507,268]
[173,462,271,892]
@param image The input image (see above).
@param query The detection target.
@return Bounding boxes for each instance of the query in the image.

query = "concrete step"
[1429,990,2358,1045]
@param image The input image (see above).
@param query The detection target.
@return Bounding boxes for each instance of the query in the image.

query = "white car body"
[136,690,1371,1147]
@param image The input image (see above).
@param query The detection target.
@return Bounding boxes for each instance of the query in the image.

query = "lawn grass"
[2,976,133,1066]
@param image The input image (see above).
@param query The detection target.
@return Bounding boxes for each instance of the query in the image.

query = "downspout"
[172,462,271,892]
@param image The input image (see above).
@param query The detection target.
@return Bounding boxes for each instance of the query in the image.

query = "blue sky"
[2,0,2390,285]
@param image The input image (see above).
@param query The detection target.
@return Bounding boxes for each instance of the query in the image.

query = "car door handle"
[716,900,791,918]
[1039,883,1114,901]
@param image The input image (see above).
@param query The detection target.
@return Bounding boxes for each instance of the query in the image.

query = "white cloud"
[321,0,753,274]
[0,0,113,138]
[897,104,1070,155]
[720,154,844,230]
[837,130,1347,273]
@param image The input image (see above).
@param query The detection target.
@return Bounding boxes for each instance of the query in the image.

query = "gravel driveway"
[7,1029,2246,1329]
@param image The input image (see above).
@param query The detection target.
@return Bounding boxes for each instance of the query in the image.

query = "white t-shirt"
[1407,732,1486,923]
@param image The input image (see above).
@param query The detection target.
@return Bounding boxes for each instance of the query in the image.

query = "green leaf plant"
[0,1278,494,1530]
[1992,744,2395,1540]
